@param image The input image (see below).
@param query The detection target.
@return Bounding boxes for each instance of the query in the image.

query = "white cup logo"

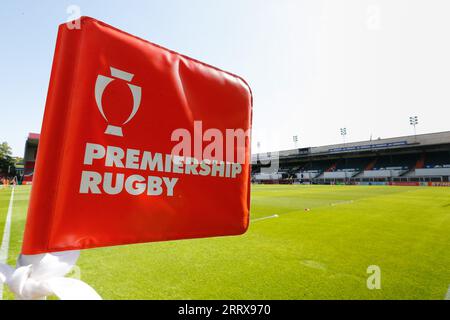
[94,67,142,137]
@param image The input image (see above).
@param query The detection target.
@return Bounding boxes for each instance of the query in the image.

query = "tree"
[13,156,24,165]
[0,142,15,176]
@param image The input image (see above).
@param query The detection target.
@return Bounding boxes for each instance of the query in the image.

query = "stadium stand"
[20,131,450,186]
[252,131,450,185]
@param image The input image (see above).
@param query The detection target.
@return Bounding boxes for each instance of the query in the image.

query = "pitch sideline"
[0,187,15,300]
[251,214,279,222]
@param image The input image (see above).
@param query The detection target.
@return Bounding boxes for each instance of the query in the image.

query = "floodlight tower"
[256,141,261,163]
[409,116,419,139]
[293,135,299,148]
[340,127,347,144]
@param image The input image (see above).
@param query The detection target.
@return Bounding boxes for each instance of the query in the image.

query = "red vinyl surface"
[22,17,252,254]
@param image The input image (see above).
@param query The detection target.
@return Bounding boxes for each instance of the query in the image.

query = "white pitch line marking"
[0,187,14,300]
[330,200,354,207]
[251,214,279,222]
[445,285,450,300]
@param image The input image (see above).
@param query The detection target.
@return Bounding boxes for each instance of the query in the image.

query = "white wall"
[254,173,282,180]
[324,172,354,179]
[296,172,317,180]
[415,168,450,176]
[363,170,404,178]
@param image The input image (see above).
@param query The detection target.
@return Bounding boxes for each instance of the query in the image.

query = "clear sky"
[1,0,450,156]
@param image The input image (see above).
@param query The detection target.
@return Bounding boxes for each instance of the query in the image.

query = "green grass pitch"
[1,184,449,299]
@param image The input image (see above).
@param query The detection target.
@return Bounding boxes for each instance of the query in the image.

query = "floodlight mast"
[293,135,299,148]
[409,116,419,141]
[340,127,347,144]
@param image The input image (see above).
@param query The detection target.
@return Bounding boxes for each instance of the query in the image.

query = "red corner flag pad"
[22,17,252,255]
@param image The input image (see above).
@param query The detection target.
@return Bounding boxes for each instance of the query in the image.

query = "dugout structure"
[23,133,40,184]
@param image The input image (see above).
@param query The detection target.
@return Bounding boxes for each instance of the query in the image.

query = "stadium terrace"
[79,143,243,196]
[251,131,450,185]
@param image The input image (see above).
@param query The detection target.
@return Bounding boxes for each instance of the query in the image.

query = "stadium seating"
[372,154,418,170]
[424,151,450,168]
[301,160,336,172]
[251,131,450,184]
[334,158,373,172]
